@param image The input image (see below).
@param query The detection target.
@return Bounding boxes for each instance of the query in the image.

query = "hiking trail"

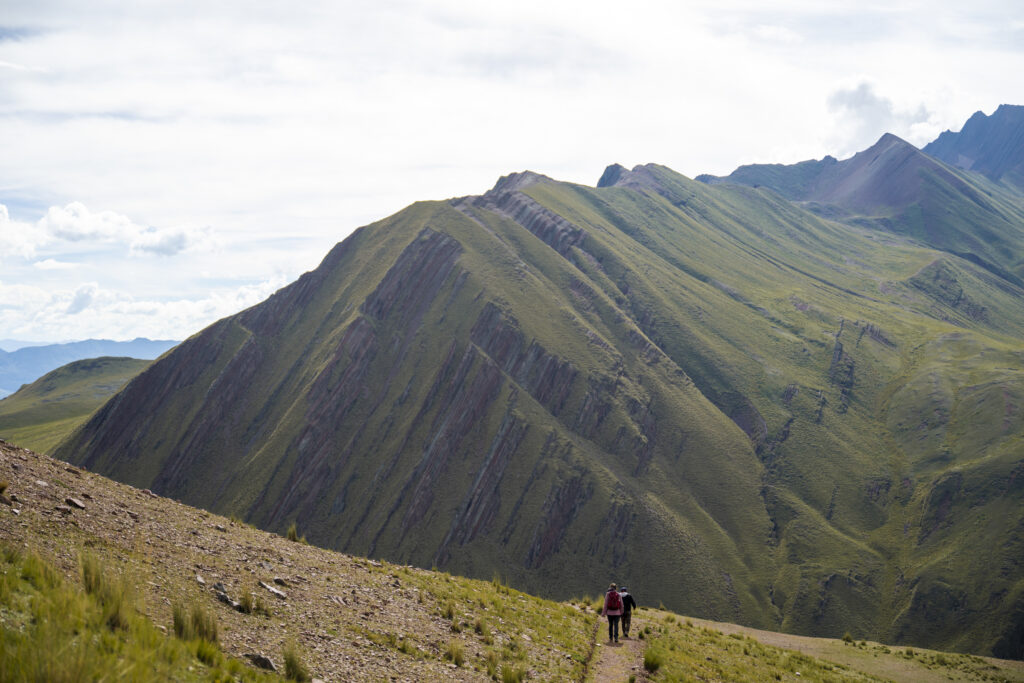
[587,612,648,683]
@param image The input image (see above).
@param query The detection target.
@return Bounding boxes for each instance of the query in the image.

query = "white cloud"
[39,202,139,242]
[130,224,217,256]
[1,0,1023,341]
[33,258,76,270]
[34,202,218,257]
[0,204,50,260]
[751,24,803,44]
[0,275,289,342]
[66,282,98,314]
[826,81,938,156]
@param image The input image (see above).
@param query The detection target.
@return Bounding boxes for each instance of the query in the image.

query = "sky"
[1,0,1023,344]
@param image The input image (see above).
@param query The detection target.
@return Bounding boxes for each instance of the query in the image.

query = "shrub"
[842,631,853,643]
[283,639,311,682]
[643,648,664,673]
[287,523,299,542]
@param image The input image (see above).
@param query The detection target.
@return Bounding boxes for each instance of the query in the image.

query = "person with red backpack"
[604,582,624,643]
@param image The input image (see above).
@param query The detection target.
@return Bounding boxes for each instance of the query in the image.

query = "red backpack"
[606,590,622,612]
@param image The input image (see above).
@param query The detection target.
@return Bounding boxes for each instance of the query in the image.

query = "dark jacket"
[619,591,637,613]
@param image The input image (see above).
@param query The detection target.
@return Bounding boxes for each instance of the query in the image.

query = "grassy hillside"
[0,338,176,398]
[4,443,1023,681]
[0,356,151,454]
[55,162,1024,657]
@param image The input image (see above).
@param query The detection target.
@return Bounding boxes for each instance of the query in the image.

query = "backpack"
[606,590,622,612]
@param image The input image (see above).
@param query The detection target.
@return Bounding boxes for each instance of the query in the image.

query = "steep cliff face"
[58,142,1024,657]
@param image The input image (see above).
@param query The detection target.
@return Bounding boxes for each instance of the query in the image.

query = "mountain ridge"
[924,104,1024,189]
[697,125,1024,289]
[54,109,1024,659]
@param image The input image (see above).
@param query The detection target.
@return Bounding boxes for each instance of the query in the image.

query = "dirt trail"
[588,612,648,683]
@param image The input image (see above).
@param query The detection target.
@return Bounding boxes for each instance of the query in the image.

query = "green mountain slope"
[0,356,152,453]
[56,125,1024,658]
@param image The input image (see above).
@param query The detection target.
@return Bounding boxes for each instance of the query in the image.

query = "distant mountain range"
[0,338,178,398]
[56,106,1024,659]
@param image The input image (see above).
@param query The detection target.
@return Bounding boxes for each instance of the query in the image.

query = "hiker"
[619,586,637,638]
[604,582,623,643]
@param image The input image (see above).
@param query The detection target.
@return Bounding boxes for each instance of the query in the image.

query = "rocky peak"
[597,163,628,188]
[923,103,1024,186]
[488,170,554,195]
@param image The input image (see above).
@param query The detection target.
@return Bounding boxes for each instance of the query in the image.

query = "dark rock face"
[526,475,592,569]
[436,406,528,564]
[398,345,504,535]
[924,104,1024,187]
[475,184,585,257]
[362,229,463,325]
[471,303,577,415]
[597,163,628,188]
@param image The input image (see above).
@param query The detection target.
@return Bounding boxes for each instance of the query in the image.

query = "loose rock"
[259,580,287,600]
[66,497,87,510]
[244,653,277,671]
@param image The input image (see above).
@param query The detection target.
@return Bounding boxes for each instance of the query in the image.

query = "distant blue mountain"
[0,338,179,398]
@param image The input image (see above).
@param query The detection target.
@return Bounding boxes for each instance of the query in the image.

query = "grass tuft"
[172,600,218,644]
[80,550,132,630]
[500,663,527,683]
[444,640,465,667]
[283,639,311,682]
[643,647,664,673]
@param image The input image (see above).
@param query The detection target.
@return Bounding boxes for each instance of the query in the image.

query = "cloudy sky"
[2,0,1022,344]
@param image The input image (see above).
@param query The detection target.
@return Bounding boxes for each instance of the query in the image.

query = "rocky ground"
[0,439,596,681]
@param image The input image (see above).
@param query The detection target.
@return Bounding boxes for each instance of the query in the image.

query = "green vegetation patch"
[642,616,883,682]
[0,541,283,682]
